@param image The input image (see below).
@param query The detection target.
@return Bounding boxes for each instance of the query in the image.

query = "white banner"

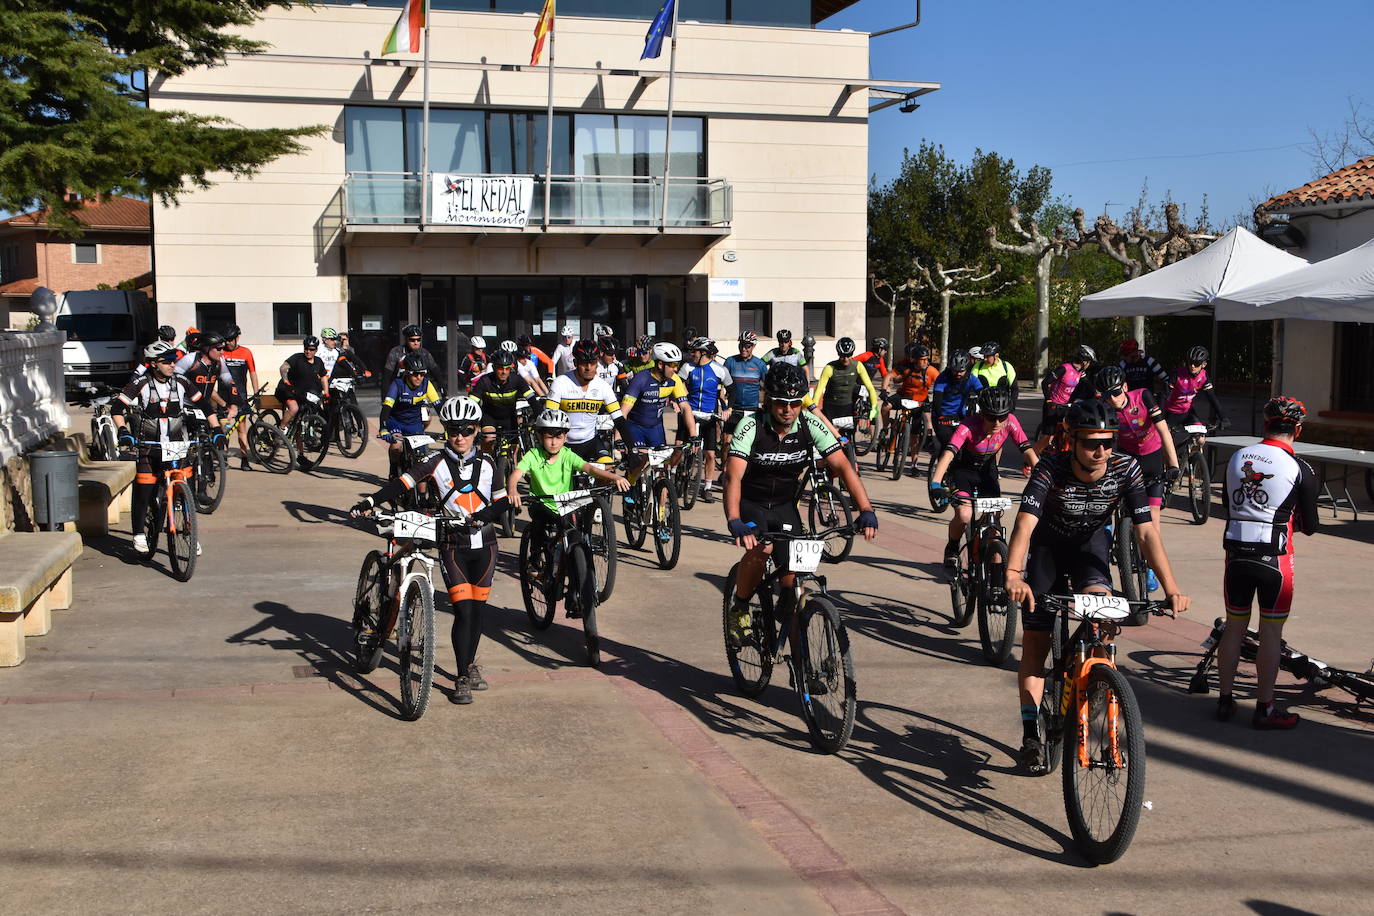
[709,278,747,301]
[431,175,534,228]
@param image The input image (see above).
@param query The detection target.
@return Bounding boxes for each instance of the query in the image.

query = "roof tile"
[1263,156,1374,212]
[1,196,151,231]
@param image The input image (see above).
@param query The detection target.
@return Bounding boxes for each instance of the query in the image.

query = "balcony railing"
[342,172,732,230]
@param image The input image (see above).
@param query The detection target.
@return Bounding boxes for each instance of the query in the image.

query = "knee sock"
[131,482,156,535]
[1021,703,1039,740]
[452,600,481,671]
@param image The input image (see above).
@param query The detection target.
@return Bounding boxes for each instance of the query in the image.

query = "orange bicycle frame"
[1071,631,1124,768]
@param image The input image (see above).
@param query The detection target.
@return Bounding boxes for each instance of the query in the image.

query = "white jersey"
[546,372,622,445]
[1223,439,1318,556]
[595,359,623,386]
[517,357,543,386]
[318,345,342,375]
[551,342,577,376]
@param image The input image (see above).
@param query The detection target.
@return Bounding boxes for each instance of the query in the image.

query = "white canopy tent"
[1078,226,1307,319]
[1213,236,1374,322]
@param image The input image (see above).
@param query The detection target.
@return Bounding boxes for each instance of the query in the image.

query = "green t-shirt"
[517,445,585,510]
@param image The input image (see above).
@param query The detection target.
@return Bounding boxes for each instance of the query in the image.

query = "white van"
[56,289,153,391]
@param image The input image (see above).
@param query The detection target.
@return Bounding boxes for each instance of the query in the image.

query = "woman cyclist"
[1097,364,1180,529]
[1162,345,1229,443]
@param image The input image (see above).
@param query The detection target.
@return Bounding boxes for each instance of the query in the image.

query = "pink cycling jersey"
[1114,388,1163,456]
[1163,366,1208,414]
[1046,362,1084,406]
[946,414,1028,463]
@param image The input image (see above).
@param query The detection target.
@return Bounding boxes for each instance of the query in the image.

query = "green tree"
[0,2,325,230]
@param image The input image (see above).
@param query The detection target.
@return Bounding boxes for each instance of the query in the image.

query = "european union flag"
[640,0,675,60]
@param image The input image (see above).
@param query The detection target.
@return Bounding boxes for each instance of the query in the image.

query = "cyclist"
[1004,399,1189,772]
[335,330,372,380]
[545,339,634,464]
[723,332,768,441]
[112,347,203,555]
[1096,365,1179,532]
[380,352,442,479]
[129,340,176,383]
[177,332,235,438]
[681,337,733,499]
[550,325,578,376]
[623,335,655,378]
[762,329,806,369]
[1036,344,1096,452]
[884,343,939,455]
[595,336,628,396]
[1118,338,1171,398]
[723,363,878,643]
[929,386,1037,569]
[928,349,984,475]
[1216,396,1319,729]
[351,396,509,706]
[471,349,535,453]
[278,336,328,428]
[455,336,488,392]
[621,341,699,451]
[972,340,1017,402]
[155,324,185,361]
[383,324,440,381]
[517,333,555,380]
[221,324,260,470]
[1163,345,1229,443]
[317,327,346,377]
[813,337,880,454]
[856,337,890,384]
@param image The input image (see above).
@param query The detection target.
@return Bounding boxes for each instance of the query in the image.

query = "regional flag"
[531,0,555,65]
[381,0,428,56]
[640,0,675,60]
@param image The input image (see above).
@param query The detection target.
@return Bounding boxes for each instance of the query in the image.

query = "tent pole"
[1249,321,1257,436]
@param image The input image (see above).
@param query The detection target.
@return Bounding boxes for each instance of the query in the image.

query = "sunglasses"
[1104,387,1124,398]
[304,347,317,352]
[446,424,478,437]
[407,337,422,343]
[772,398,805,407]
[1077,437,1115,453]
[986,413,1010,423]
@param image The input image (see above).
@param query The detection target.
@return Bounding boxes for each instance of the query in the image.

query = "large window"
[738,302,771,336]
[196,303,237,335]
[274,303,312,339]
[803,302,834,338]
[1335,322,1374,413]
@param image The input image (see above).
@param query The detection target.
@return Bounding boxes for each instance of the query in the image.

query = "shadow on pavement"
[280,499,355,528]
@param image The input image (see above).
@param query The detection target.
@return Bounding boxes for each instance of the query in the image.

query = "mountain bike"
[874,398,925,481]
[352,508,472,721]
[1167,422,1216,524]
[327,377,369,459]
[379,431,439,506]
[284,391,332,471]
[949,494,1020,665]
[1109,472,1170,602]
[623,444,686,570]
[723,525,858,753]
[519,486,617,667]
[73,382,120,460]
[222,385,296,474]
[183,407,228,514]
[488,428,526,538]
[1189,618,1374,707]
[135,438,199,582]
[801,447,853,563]
[851,390,877,457]
[1032,591,1168,864]
[675,421,710,510]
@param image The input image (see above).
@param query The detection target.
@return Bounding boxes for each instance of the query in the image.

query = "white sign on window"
[709,278,746,301]
[431,175,533,228]
[362,316,383,331]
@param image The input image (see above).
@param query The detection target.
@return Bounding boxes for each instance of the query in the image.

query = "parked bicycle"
[1189,618,1374,707]
[723,525,858,753]
[134,438,199,582]
[623,444,687,570]
[73,382,120,461]
[948,494,1020,665]
[326,377,369,459]
[1167,422,1216,524]
[222,385,296,475]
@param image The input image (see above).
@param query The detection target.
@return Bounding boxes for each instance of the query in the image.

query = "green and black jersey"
[728,410,840,506]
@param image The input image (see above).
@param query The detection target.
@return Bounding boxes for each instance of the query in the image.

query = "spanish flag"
[531,0,555,65]
[381,0,427,56]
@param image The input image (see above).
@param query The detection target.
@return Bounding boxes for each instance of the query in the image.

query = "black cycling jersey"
[1020,450,1152,542]
[471,371,533,429]
[283,352,327,395]
[727,410,840,506]
[1120,354,1170,393]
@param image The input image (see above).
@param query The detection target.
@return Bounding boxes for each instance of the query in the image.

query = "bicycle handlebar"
[1038,592,1173,619]
[755,524,858,543]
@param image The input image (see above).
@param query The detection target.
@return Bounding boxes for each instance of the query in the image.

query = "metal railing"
[342,172,732,229]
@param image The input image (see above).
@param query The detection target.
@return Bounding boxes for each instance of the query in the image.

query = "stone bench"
[0,531,83,666]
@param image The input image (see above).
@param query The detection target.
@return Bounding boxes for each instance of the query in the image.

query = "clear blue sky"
[827,0,1374,229]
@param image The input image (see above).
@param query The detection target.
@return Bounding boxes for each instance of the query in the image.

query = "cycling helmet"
[517,333,534,347]
[905,342,928,360]
[652,341,682,363]
[947,349,972,373]
[438,396,482,427]
[968,346,983,361]
[763,362,809,400]
[401,352,428,374]
[981,340,1000,357]
[1094,364,1126,395]
[1065,398,1119,432]
[470,335,486,350]
[490,350,516,369]
[1263,395,1306,425]
[560,325,575,337]
[533,408,571,431]
[598,336,619,354]
[1187,345,1210,364]
[151,347,178,364]
[157,325,177,342]
[776,329,793,344]
[872,337,889,351]
[320,327,339,340]
[1073,344,1097,364]
[739,330,758,346]
[706,341,720,356]
[977,386,1014,418]
[836,337,857,357]
[198,332,225,350]
[636,335,653,352]
[572,339,599,363]
[802,334,816,349]
[402,324,422,339]
[500,340,518,353]
[185,332,203,350]
[682,326,698,342]
[1119,338,1140,354]
[687,336,711,353]
[144,341,174,359]
[223,324,242,340]
[303,335,320,349]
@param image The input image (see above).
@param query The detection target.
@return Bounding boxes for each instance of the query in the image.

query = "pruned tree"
[986,206,1071,375]
[870,269,920,354]
[914,259,1019,360]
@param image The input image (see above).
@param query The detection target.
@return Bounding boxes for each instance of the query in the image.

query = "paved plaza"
[3,397,1372,914]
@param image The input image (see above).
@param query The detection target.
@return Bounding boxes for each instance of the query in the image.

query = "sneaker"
[468,663,488,691]
[449,677,473,705]
[240,455,251,472]
[1146,568,1160,593]
[196,541,203,557]
[132,533,149,554]
[727,598,753,647]
[657,526,672,543]
[1252,702,1300,730]
[1216,695,1237,722]
[943,543,959,571]
[1019,735,1047,774]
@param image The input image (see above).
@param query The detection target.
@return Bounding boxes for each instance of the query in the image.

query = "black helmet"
[1263,395,1306,425]
[947,349,972,373]
[303,335,320,349]
[198,332,225,350]
[872,337,889,351]
[1073,344,1097,364]
[981,340,1000,357]
[402,324,422,339]
[401,352,428,374]
[1187,345,1210,364]
[905,342,928,360]
[682,326,698,342]
[977,386,1014,418]
[223,324,242,340]
[157,324,176,342]
[572,339,599,363]
[776,329,793,344]
[835,337,856,357]
[1066,398,1118,432]
[517,333,534,347]
[1094,364,1126,395]
[490,350,516,369]
[763,362,809,400]
[185,332,203,350]
[598,336,619,354]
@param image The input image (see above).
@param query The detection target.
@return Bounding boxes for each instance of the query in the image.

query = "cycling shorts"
[440,541,498,604]
[384,417,426,437]
[1021,528,1113,632]
[950,462,1000,499]
[626,418,666,448]
[1037,402,1066,440]
[933,416,959,449]
[569,436,613,464]
[1166,408,1202,438]
[738,499,804,539]
[1133,447,1166,507]
[677,414,718,453]
[1223,551,1294,621]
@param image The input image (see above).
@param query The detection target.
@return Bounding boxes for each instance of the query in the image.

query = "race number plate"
[185,407,206,421]
[900,399,922,410]
[1072,593,1132,620]
[789,539,824,573]
[331,378,355,391]
[554,489,593,516]
[159,440,191,462]
[1184,424,1208,434]
[406,435,433,450]
[645,447,674,467]
[972,497,1012,515]
[832,415,855,430]
[393,511,437,542]
[305,392,320,404]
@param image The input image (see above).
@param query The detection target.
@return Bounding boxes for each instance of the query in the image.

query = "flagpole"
[420,11,431,228]
[542,14,555,230]
[658,0,678,231]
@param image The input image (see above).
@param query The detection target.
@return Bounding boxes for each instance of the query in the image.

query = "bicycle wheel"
[722,563,774,697]
[495,456,516,538]
[166,480,198,582]
[568,546,601,667]
[796,596,856,754]
[949,539,975,628]
[249,421,295,474]
[352,550,388,673]
[623,484,647,549]
[652,477,682,570]
[890,418,909,481]
[1037,621,1067,775]
[588,495,618,603]
[396,574,436,721]
[678,448,700,511]
[1063,664,1147,864]
[808,484,853,563]
[259,408,282,427]
[519,524,556,630]
[194,444,228,514]
[1113,515,1147,602]
[874,426,892,473]
[336,404,369,459]
[853,415,875,456]
[1187,450,1210,524]
[295,413,331,471]
[977,538,1018,666]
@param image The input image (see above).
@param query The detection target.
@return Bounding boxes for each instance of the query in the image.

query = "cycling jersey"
[550,341,576,377]
[545,373,622,445]
[1021,451,1152,542]
[517,445,585,512]
[762,346,806,367]
[384,345,439,380]
[972,358,1016,390]
[116,373,202,441]
[1163,367,1213,415]
[455,352,487,390]
[722,355,767,409]
[318,345,343,375]
[728,409,840,506]
[1112,389,1165,456]
[221,344,256,403]
[891,359,938,402]
[281,352,327,397]
[944,414,1030,467]
[856,351,888,381]
[1043,362,1086,407]
[382,377,441,431]
[1223,439,1318,557]
[682,360,732,417]
[931,371,983,419]
[178,355,235,403]
[470,371,533,429]
[595,358,626,391]
[814,360,878,415]
[622,367,688,427]
[1120,354,1170,393]
[521,346,554,378]
[398,448,505,549]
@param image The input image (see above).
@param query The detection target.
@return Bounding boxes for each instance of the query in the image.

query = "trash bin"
[30,450,79,530]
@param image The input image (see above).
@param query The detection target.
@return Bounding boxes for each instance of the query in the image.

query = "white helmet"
[560,325,575,337]
[500,340,518,353]
[144,340,175,359]
[652,341,682,363]
[438,396,482,426]
[470,335,487,350]
[533,408,571,430]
